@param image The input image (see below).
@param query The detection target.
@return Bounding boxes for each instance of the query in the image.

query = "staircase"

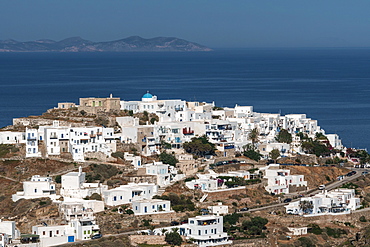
[200,193,208,202]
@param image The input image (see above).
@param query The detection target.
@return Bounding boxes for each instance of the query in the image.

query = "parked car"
[170,221,180,226]
[240,207,249,211]
[319,185,326,190]
[283,198,292,203]
[91,234,102,239]
[362,171,368,175]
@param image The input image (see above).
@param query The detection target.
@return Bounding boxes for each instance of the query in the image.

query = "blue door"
[68,236,75,242]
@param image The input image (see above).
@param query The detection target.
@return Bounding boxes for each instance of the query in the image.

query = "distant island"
[0,36,212,52]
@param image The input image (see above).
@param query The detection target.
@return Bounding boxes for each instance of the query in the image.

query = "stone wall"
[129,235,167,246]
[207,187,248,202]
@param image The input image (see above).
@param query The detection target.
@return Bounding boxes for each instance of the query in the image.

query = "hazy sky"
[1,0,370,48]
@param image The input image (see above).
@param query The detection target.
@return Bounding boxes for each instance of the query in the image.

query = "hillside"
[0,36,212,52]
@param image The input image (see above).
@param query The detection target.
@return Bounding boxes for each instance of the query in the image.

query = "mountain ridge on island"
[0,36,212,52]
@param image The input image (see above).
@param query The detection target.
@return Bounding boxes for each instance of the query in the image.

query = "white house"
[0,233,10,247]
[208,203,228,216]
[0,220,19,241]
[124,152,142,168]
[32,218,99,246]
[59,198,105,221]
[0,131,25,144]
[185,178,219,192]
[288,227,308,236]
[132,199,172,215]
[326,134,343,150]
[178,215,232,247]
[285,189,361,216]
[60,167,107,200]
[264,167,307,194]
[102,183,158,206]
[32,224,75,247]
[12,175,58,202]
[25,128,41,158]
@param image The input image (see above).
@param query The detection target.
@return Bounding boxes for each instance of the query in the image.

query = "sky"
[1,0,370,48]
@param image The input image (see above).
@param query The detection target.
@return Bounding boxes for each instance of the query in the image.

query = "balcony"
[97,132,102,136]
[90,134,96,138]
[183,128,194,135]
[50,135,58,139]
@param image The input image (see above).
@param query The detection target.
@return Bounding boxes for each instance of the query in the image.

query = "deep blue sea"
[0,49,369,150]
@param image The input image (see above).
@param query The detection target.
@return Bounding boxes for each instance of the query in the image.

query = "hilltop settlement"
[0,92,370,247]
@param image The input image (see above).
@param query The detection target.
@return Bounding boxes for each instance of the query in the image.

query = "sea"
[0,49,369,151]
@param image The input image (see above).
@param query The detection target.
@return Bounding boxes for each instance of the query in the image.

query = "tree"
[165,231,183,246]
[315,132,327,140]
[183,135,216,157]
[301,140,330,157]
[161,141,172,150]
[241,217,268,236]
[299,200,314,214]
[276,129,292,144]
[269,149,280,162]
[55,175,61,184]
[248,128,259,147]
[159,151,178,166]
[243,144,262,161]
[89,193,102,201]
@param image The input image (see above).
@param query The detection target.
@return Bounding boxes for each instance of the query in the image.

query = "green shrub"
[308,224,322,235]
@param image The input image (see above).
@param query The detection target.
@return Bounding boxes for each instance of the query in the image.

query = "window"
[163,204,166,208]
[56,230,59,234]
[34,189,37,193]
[43,231,45,235]
[113,196,117,201]
[198,230,201,235]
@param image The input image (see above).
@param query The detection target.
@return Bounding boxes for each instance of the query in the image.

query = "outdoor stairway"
[200,193,208,202]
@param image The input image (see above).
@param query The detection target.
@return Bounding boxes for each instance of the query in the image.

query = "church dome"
[142,92,153,99]
[142,91,154,102]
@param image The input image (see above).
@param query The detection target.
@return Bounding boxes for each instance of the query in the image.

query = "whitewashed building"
[12,175,58,202]
[25,128,41,158]
[59,198,104,221]
[285,189,361,216]
[60,167,107,200]
[102,183,158,206]
[32,218,99,246]
[178,215,232,246]
[186,178,219,192]
[208,203,229,216]
[0,220,19,242]
[0,131,25,144]
[132,199,172,215]
[264,167,307,194]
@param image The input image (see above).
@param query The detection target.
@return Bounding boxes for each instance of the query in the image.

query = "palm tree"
[248,128,260,148]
